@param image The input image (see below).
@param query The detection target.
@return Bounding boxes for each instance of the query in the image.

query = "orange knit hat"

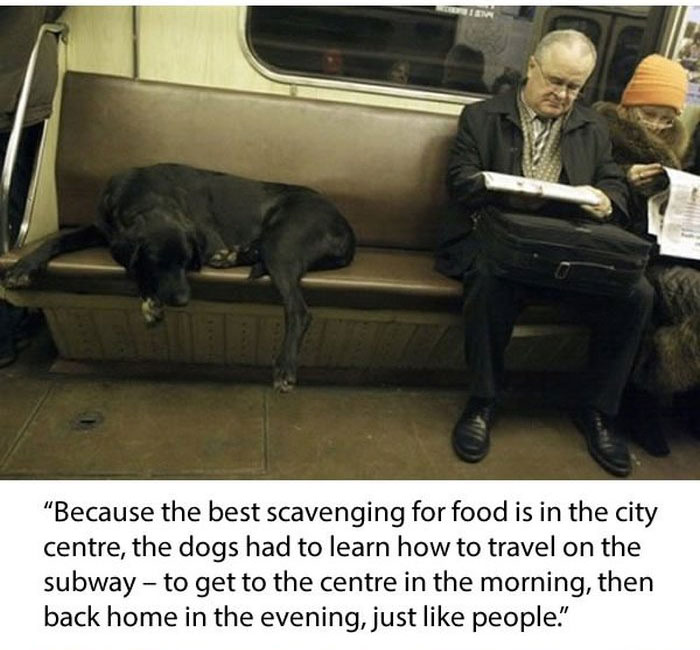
[621,54,688,112]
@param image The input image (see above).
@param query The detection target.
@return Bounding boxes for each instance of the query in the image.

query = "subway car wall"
[17,5,691,260]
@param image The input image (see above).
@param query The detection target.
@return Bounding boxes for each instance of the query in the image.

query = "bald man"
[436,30,654,477]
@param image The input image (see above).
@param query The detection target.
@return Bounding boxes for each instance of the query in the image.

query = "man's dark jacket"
[435,87,630,279]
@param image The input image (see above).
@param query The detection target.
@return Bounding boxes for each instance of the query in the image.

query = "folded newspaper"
[477,171,601,206]
[648,167,700,261]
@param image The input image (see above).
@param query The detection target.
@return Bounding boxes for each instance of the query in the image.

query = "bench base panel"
[6,291,589,379]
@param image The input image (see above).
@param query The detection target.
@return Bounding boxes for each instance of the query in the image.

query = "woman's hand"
[627,163,664,190]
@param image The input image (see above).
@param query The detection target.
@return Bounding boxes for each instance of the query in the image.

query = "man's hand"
[579,186,613,221]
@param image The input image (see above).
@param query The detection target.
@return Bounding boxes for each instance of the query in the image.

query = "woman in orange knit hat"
[595,54,700,456]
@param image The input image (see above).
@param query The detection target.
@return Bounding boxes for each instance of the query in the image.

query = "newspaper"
[647,167,700,261]
[478,171,601,206]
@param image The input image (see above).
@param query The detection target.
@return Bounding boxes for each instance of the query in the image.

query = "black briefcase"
[476,208,652,296]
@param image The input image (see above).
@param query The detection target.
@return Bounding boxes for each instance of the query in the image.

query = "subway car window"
[604,25,645,101]
[542,7,664,104]
[549,16,602,47]
[246,6,538,96]
[246,6,667,103]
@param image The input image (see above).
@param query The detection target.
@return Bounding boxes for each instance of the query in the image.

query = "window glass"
[549,16,601,47]
[604,26,644,102]
[246,6,665,102]
[247,6,538,96]
[674,6,700,104]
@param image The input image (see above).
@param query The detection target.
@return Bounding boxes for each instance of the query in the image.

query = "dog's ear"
[109,233,142,276]
[186,227,205,271]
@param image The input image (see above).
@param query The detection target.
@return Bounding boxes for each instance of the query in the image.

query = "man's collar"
[519,88,541,121]
[485,85,595,132]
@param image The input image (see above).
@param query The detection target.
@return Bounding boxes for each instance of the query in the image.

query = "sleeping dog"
[3,163,356,391]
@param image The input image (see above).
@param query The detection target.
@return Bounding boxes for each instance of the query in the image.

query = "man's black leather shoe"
[452,398,496,463]
[572,408,631,477]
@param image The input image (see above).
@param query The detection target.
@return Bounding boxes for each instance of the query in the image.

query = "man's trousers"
[462,257,655,415]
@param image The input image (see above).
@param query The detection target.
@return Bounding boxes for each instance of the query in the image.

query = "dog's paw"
[208,248,239,269]
[273,366,296,393]
[141,297,164,327]
[2,263,35,289]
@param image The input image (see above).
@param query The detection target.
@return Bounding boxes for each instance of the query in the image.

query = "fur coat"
[595,102,700,394]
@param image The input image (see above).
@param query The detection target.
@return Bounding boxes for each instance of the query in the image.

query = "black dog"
[4,163,356,390]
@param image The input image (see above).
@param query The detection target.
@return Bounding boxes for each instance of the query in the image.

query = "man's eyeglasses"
[533,58,584,97]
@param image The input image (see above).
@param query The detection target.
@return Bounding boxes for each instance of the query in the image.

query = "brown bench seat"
[1,72,588,377]
[2,244,461,311]
[1,241,582,324]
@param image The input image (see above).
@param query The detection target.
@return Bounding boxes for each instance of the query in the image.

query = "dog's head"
[110,210,203,308]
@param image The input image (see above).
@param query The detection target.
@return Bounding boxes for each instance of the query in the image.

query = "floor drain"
[70,410,105,431]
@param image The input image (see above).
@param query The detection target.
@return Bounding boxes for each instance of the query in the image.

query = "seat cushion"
[1,245,464,312]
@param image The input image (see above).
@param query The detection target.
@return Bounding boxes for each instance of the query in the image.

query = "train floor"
[1,324,699,480]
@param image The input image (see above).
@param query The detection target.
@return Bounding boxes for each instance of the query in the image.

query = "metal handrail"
[0,22,68,255]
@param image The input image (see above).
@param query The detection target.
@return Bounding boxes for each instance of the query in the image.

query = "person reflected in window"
[435,29,654,477]
[442,44,488,95]
[320,48,344,76]
[387,60,411,85]
[491,68,522,95]
[0,6,64,368]
[594,54,700,452]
